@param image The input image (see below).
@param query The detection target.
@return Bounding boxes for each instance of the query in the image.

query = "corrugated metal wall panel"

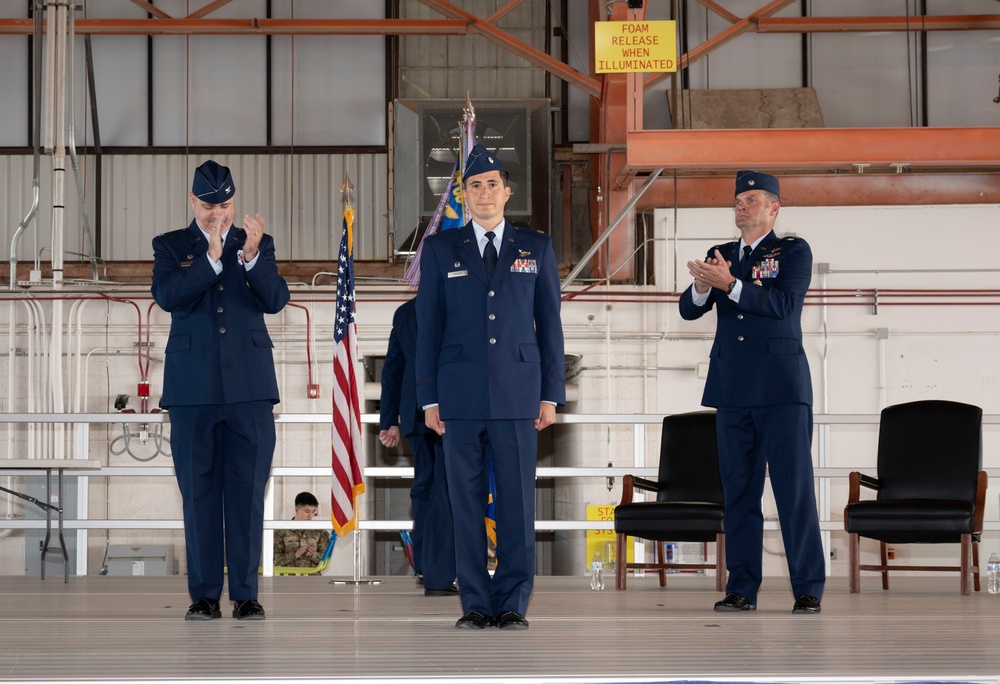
[399,0,548,101]
[1,152,388,266]
[1,154,95,266]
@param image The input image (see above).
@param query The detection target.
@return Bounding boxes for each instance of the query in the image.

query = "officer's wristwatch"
[726,278,737,294]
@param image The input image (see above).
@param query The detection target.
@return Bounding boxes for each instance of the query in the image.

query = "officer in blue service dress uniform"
[415,145,566,630]
[152,160,290,621]
[379,298,457,596]
[678,170,825,615]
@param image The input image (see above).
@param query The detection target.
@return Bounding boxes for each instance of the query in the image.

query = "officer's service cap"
[735,170,780,199]
[192,160,235,204]
[463,144,509,181]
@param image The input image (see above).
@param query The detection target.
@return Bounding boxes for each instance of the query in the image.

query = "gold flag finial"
[340,173,356,207]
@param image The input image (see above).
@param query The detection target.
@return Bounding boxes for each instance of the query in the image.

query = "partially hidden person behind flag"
[415,144,566,631]
[152,159,290,622]
[273,492,330,569]
[379,299,457,596]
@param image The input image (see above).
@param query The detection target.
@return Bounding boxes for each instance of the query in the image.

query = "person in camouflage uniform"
[273,492,330,568]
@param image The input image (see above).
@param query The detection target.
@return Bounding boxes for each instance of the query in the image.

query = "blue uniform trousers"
[407,430,455,590]
[443,418,536,616]
[716,403,825,604]
[169,401,276,602]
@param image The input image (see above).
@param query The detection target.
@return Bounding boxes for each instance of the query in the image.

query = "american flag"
[331,206,365,537]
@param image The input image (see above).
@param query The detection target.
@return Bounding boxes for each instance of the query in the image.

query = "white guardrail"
[1,412,998,577]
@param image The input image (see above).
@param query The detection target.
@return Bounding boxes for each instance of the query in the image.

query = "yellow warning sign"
[594,20,677,74]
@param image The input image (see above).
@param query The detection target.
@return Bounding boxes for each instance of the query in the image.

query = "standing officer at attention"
[416,145,565,630]
[152,160,290,621]
[678,170,825,615]
[379,298,457,596]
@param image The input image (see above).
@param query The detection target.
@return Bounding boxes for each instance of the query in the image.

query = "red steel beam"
[187,0,237,20]
[758,14,1000,32]
[626,128,1000,171]
[633,173,1000,209]
[128,0,172,19]
[487,0,530,25]
[693,0,740,25]
[0,18,468,36]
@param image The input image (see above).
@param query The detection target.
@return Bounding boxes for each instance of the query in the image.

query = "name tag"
[180,260,193,268]
[447,269,468,278]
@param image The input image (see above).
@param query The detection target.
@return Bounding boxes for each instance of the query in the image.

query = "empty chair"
[844,399,986,595]
[614,411,725,591]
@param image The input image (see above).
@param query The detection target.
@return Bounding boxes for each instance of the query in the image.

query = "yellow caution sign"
[586,504,633,570]
[594,20,677,74]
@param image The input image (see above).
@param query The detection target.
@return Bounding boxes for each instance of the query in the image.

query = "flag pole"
[329,172,380,587]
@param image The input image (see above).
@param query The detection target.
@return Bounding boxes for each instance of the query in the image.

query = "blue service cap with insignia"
[735,170,779,199]
[463,144,509,181]
[191,160,235,204]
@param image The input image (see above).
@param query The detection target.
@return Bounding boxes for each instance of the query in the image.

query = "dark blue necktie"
[483,232,498,284]
[741,245,752,277]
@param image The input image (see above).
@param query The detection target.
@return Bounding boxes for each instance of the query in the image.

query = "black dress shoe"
[184,598,221,621]
[455,611,495,629]
[496,611,529,630]
[714,592,756,612]
[792,595,822,614]
[232,599,266,620]
[424,583,459,597]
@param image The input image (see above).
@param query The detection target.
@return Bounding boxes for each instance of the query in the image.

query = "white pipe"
[878,333,887,411]
[6,301,18,457]
[66,5,98,282]
[819,272,829,415]
[50,300,65,459]
[0,300,20,536]
[43,0,56,153]
[48,1,69,461]
[72,299,88,413]
[50,0,67,292]
[23,300,35,459]
[66,298,81,412]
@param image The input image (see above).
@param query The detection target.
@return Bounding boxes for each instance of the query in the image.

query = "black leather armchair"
[613,411,725,591]
[844,399,987,595]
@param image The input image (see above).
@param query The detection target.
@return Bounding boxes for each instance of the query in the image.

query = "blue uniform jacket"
[379,299,426,437]
[679,230,812,408]
[152,221,290,407]
[415,221,565,420]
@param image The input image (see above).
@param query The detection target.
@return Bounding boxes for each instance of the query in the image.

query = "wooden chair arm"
[631,476,659,493]
[974,470,988,534]
[618,474,658,506]
[619,474,634,505]
[848,471,879,504]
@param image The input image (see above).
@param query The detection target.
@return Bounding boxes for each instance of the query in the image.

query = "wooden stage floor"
[0,573,998,684]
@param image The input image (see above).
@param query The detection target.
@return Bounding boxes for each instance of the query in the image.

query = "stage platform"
[0,573,997,684]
